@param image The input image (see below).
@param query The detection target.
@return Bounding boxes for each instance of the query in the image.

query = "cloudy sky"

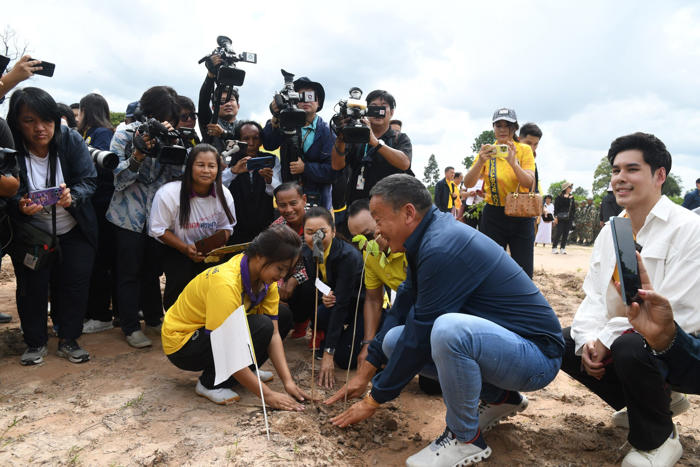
[4,0,700,195]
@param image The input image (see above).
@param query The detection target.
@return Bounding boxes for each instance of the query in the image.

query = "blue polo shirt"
[366,207,564,404]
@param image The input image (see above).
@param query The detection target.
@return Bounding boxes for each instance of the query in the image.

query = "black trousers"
[161,246,210,311]
[479,204,534,278]
[560,327,673,450]
[114,226,164,334]
[167,306,293,389]
[12,226,95,347]
[552,219,572,249]
[86,198,117,322]
[286,279,316,324]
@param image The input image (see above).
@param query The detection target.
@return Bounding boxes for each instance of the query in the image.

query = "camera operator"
[331,90,412,207]
[106,85,183,349]
[223,121,281,244]
[198,55,239,154]
[77,93,117,334]
[176,95,200,149]
[263,76,334,210]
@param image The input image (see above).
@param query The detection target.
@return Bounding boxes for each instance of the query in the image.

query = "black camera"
[0,147,19,177]
[221,139,249,167]
[199,36,257,125]
[272,69,307,132]
[331,87,387,144]
[88,147,119,171]
[132,118,187,166]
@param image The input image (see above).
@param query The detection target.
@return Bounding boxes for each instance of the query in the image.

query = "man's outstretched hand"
[324,360,377,405]
[330,398,378,427]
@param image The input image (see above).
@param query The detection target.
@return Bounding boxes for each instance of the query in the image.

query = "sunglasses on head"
[179,112,197,121]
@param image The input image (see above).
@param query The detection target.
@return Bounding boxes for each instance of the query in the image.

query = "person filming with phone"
[560,132,700,467]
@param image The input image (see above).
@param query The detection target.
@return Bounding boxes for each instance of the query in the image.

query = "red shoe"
[308,330,325,350]
[291,320,310,339]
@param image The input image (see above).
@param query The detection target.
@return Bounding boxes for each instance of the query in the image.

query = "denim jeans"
[382,313,561,441]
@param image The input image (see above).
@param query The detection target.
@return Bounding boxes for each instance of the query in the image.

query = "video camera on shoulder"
[131,118,187,166]
[272,69,307,132]
[331,87,386,144]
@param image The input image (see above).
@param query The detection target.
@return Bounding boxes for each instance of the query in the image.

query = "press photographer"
[331,89,412,206]
[262,73,334,209]
[197,36,256,154]
[105,85,183,349]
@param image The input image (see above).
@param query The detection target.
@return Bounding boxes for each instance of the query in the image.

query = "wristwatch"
[376,139,386,148]
[324,347,335,355]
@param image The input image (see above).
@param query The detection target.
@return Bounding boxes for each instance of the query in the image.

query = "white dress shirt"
[571,195,700,354]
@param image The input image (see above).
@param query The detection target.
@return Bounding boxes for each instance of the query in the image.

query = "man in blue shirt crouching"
[325,174,564,467]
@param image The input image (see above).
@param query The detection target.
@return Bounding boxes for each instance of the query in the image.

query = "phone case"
[28,187,62,207]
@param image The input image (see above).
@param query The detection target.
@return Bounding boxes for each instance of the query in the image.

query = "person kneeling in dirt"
[560,133,700,467]
[161,225,310,409]
[325,174,564,467]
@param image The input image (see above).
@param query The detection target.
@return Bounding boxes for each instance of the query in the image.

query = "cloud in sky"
[3,0,700,194]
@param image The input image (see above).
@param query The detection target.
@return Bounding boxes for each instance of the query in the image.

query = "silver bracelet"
[647,325,677,356]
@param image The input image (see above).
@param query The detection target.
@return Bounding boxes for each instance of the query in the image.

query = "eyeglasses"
[179,112,197,121]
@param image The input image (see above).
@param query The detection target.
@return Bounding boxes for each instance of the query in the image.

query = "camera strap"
[48,153,58,257]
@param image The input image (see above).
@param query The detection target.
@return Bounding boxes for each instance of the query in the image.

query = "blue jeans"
[382,313,561,441]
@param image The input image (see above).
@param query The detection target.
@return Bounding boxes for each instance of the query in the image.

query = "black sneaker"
[21,346,48,365]
[56,339,90,363]
[0,312,11,323]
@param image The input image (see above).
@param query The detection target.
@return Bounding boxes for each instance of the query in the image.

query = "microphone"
[312,230,325,263]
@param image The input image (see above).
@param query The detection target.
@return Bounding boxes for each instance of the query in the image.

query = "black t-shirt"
[0,118,14,150]
[344,128,412,204]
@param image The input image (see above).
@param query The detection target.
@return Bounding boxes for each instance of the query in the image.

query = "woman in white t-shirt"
[150,144,237,310]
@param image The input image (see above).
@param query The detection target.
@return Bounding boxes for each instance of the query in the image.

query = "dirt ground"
[0,245,698,466]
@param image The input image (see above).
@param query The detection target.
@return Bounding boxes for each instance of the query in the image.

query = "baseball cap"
[125,101,139,118]
[492,108,518,124]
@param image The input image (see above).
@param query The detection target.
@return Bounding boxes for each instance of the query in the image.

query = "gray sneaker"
[57,339,90,363]
[82,319,113,334]
[126,330,152,348]
[258,369,274,383]
[21,346,48,365]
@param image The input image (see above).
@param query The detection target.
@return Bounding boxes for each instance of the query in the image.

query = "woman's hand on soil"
[266,390,304,411]
[284,380,311,402]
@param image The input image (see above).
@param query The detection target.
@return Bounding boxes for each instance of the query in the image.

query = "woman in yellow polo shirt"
[162,224,309,409]
[463,108,537,277]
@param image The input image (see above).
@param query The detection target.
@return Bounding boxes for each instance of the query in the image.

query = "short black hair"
[176,95,195,112]
[139,85,180,125]
[57,103,77,128]
[69,103,80,110]
[444,166,454,173]
[607,132,672,177]
[369,174,432,214]
[544,194,553,201]
[347,198,370,218]
[454,172,462,178]
[390,119,402,127]
[696,178,700,184]
[273,181,304,198]
[246,224,302,265]
[234,120,263,139]
[366,90,396,110]
[219,87,240,103]
[519,122,542,139]
[305,206,335,231]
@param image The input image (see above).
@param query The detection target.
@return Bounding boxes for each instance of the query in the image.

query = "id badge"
[23,253,39,270]
[356,167,366,190]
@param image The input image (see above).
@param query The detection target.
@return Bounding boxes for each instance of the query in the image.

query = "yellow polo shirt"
[471,141,535,207]
[364,251,407,291]
[161,253,279,355]
[451,181,462,210]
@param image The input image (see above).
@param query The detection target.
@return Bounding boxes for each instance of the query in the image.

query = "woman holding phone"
[6,87,98,365]
[162,224,309,408]
[149,143,236,311]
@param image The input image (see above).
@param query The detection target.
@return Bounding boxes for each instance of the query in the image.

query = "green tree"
[423,153,440,189]
[573,186,589,198]
[592,156,612,197]
[110,112,125,127]
[464,130,494,168]
[662,173,682,197]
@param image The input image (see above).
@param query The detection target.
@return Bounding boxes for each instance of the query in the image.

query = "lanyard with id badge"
[355,143,375,191]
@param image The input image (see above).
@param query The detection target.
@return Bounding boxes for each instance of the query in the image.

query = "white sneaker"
[612,392,691,429]
[552,248,559,254]
[82,319,113,334]
[560,248,567,255]
[195,381,240,405]
[406,427,491,467]
[621,424,682,467]
[257,369,274,383]
[125,330,152,348]
[478,394,529,432]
